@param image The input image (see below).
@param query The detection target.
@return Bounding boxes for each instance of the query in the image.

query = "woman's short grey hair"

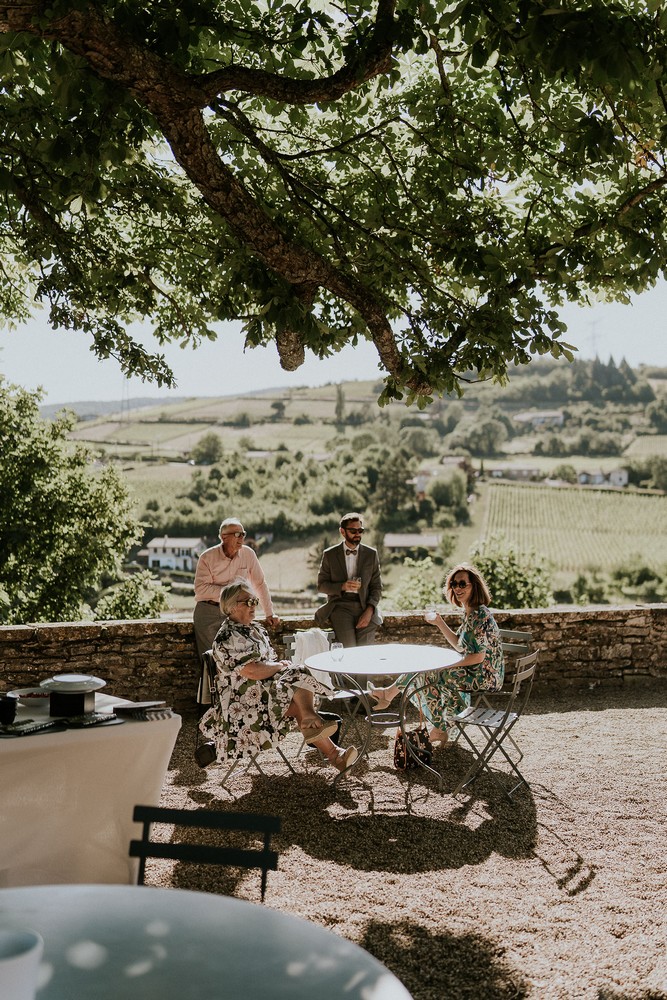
[219,577,255,615]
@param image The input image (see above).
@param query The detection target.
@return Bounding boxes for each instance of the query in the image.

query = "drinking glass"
[330,642,344,662]
[0,929,44,1000]
[425,603,437,622]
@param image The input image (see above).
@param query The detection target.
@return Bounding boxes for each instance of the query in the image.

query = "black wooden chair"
[129,805,281,901]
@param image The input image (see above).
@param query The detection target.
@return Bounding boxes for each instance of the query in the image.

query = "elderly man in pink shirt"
[193,517,280,658]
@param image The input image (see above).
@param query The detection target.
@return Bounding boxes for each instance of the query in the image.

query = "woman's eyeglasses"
[237,597,260,607]
[450,580,470,589]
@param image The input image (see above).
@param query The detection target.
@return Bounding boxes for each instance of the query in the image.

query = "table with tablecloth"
[0,694,181,887]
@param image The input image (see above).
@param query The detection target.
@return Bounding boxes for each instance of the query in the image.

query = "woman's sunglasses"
[237,597,260,607]
[450,580,470,589]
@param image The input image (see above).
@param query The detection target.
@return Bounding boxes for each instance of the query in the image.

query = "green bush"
[94,571,169,620]
[469,534,553,609]
[385,557,443,611]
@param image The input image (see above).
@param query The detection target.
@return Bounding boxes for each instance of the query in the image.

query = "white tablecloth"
[0,695,181,887]
[0,885,413,999]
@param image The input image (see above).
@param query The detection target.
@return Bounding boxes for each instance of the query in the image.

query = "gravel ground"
[148,682,667,1000]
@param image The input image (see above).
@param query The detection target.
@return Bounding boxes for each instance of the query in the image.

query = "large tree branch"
[0,0,396,105]
[0,0,431,392]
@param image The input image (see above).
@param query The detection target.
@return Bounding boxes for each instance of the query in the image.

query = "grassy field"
[70,380,384,459]
[623,434,667,458]
[482,481,667,570]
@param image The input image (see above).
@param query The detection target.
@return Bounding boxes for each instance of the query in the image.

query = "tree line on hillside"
[142,431,472,543]
[180,357,665,467]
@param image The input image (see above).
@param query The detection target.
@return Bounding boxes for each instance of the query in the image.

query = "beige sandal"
[300,718,339,745]
[330,745,359,772]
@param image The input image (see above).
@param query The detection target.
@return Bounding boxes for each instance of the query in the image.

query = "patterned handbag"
[393,717,433,770]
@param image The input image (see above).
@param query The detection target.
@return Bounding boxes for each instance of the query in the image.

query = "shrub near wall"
[1,606,665,714]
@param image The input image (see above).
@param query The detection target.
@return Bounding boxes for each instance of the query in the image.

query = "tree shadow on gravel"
[180,753,536,878]
[163,713,537,899]
[359,918,530,1000]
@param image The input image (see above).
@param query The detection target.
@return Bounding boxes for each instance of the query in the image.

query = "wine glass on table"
[330,642,344,663]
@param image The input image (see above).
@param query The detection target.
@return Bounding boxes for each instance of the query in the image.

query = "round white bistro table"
[305,642,463,788]
[0,885,413,1000]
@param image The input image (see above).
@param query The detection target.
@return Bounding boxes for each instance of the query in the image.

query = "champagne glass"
[330,642,344,662]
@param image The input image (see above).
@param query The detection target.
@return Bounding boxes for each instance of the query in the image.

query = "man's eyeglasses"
[450,580,470,589]
[237,597,260,607]
[223,531,246,539]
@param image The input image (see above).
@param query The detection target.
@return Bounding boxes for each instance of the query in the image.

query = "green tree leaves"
[2,2,667,402]
[0,381,141,623]
[470,533,553,610]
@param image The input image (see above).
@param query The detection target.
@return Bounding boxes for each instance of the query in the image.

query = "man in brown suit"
[314,512,383,646]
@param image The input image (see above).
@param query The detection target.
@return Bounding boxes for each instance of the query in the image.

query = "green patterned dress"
[398,605,505,734]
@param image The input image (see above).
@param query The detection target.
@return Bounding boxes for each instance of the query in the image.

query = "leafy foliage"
[190,431,224,465]
[0,380,140,623]
[93,570,168,620]
[470,533,553,610]
[385,556,443,611]
[4,2,667,403]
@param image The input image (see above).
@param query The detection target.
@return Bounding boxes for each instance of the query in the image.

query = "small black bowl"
[0,692,19,725]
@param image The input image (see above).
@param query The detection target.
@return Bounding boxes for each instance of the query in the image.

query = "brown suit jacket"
[314,541,383,627]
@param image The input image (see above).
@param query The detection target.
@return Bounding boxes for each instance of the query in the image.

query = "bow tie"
[345,548,357,555]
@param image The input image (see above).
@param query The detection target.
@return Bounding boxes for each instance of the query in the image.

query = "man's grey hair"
[219,577,255,615]
[219,517,244,535]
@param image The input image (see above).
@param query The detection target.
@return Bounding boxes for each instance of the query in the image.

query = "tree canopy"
[1,1,666,404]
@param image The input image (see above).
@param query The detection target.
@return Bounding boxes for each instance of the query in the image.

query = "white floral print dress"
[199,619,327,762]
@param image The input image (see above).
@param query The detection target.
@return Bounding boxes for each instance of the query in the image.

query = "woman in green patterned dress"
[199,577,357,772]
[368,563,504,745]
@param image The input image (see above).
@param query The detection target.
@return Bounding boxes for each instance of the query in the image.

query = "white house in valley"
[141,536,208,571]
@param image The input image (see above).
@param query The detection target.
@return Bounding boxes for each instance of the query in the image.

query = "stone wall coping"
[2,604,665,712]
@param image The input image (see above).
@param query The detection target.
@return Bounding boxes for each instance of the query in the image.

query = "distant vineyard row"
[483,483,667,570]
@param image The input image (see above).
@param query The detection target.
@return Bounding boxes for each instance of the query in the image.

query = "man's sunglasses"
[237,597,260,607]
[223,531,246,538]
[344,527,365,533]
[450,580,470,589]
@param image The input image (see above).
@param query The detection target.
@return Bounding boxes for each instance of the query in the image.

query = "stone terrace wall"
[1,605,665,713]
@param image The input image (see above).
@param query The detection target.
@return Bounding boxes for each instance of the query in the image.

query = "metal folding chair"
[452,650,539,799]
[450,628,533,756]
[196,650,297,793]
[129,805,280,901]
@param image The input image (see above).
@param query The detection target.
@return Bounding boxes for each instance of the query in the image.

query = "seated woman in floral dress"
[199,577,357,772]
[368,563,504,745]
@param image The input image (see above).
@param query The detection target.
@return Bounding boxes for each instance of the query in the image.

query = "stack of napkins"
[114,701,173,721]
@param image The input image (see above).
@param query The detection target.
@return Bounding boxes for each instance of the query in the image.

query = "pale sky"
[1,281,666,406]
